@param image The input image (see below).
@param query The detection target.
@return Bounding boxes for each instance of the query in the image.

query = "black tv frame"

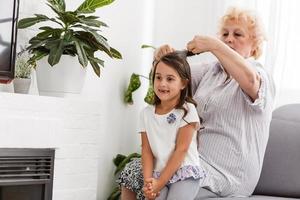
[0,0,19,83]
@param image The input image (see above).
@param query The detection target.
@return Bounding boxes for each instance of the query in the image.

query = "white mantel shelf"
[0,92,102,200]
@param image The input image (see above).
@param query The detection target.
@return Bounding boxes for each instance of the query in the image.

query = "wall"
[0,93,101,200]
[15,0,155,198]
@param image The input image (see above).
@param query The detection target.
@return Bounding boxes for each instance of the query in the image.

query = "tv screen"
[0,0,19,83]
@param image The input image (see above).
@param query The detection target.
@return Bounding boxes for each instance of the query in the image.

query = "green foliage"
[141,44,156,49]
[15,50,34,79]
[107,153,141,200]
[18,0,122,77]
[144,83,155,104]
[113,153,141,175]
[124,45,155,105]
[124,73,141,104]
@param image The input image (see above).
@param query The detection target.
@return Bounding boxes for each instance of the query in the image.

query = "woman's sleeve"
[190,62,211,95]
[179,103,201,130]
[241,61,276,111]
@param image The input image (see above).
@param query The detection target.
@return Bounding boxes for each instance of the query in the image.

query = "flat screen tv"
[0,0,19,83]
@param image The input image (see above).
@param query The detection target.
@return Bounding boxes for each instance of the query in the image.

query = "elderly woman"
[118,7,275,200]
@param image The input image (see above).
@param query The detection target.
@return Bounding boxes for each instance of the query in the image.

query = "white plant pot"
[13,78,31,94]
[36,56,87,97]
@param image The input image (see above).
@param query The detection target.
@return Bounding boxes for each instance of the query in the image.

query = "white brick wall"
[0,93,101,200]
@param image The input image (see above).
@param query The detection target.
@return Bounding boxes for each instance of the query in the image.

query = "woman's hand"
[154,44,175,61]
[186,35,219,54]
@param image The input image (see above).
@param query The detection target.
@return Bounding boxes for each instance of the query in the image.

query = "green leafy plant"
[124,45,156,105]
[17,0,122,77]
[107,153,141,200]
[15,49,34,79]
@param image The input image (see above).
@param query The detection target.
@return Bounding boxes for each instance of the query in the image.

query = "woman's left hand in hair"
[186,35,219,54]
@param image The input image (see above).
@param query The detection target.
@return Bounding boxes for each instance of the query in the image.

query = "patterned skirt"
[116,158,206,200]
[116,158,145,200]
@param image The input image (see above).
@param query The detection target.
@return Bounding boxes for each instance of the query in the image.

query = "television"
[0,0,19,83]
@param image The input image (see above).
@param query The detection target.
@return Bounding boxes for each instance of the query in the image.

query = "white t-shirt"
[138,102,201,172]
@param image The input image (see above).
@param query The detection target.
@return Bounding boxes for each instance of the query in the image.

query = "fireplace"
[0,148,55,200]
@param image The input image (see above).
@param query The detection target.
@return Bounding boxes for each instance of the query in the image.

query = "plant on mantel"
[14,48,33,79]
[13,48,35,94]
[17,0,122,77]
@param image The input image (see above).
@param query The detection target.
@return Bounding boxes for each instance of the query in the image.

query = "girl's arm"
[151,123,197,193]
[187,36,260,101]
[141,132,154,182]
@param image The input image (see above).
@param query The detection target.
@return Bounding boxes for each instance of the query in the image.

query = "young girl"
[139,52,205,200]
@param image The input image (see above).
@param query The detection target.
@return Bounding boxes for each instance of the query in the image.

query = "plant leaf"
[89,59,101,77]
[78,18,107,28]
[37,28,63,39]
[110,47,122,59]
[88,56,104,67]
[76,26,112,57]
[47,0,66,12]
[144,85,155,105]
[78,15,99,19]
[113,154,126,167]
[76,0,115,14]
[29,48,49,69]
[48,39,64,66]
[18,15,50,29]
[59,11,79,25]
[124,74,141,104]
[28,37,57,50]
[141,44,156,49]
[74,39,88,67]
[114,153,141,175]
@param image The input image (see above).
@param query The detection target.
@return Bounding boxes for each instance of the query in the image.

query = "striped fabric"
[191,59,275,197]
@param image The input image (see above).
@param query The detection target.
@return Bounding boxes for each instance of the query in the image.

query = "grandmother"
[118,7,275,200]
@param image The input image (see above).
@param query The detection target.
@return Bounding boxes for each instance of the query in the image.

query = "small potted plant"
[13,49,34,94]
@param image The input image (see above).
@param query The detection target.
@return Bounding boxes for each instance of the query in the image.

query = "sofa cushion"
[212,195,298,200]
[253,104,300,198]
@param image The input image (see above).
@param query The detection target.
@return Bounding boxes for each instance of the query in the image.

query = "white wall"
[0,93,101,200]
[16,0,155,198]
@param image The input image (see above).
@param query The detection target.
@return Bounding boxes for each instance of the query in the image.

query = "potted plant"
[13,49,34,94]
[17,0,122,95]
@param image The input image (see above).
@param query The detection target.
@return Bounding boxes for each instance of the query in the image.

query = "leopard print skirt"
[116,158,145,200]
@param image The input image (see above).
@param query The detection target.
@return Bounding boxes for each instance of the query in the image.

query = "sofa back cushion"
[253,104,300,197]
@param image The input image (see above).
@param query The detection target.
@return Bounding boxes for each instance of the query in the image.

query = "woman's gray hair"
[219,7,266,59]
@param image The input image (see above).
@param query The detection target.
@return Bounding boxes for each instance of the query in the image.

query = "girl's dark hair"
[152,51,197,118]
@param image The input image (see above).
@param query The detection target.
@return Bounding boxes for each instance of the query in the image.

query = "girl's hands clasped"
[143,177,161,200]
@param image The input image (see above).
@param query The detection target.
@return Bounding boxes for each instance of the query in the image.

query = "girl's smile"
[154,61,185,105]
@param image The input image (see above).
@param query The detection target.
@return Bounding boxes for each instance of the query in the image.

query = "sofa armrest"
[254,104,300,198]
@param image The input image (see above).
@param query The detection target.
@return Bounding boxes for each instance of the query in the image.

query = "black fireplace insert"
[0,148,55,200]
